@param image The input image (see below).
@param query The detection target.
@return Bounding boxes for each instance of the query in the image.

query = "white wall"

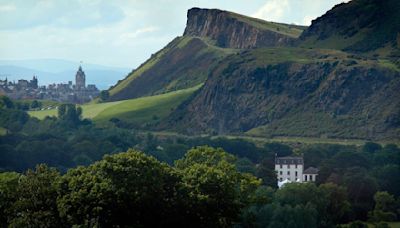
[275,164,303,182]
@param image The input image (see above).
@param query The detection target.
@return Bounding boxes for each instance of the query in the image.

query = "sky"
[0,0,350,69]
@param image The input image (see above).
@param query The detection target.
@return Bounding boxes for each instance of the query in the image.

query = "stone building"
[0,66,99,103]
[275,155,318,188]
[303,167,319,182]
[75,66,86,90]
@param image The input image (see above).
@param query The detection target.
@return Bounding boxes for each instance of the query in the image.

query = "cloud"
[0,4,16,12]
[302,15,317,26]
[0,0,125,30]
[252,0,289,22]
[120,27,159,39]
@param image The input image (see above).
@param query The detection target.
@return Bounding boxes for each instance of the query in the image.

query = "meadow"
[28,84,201,125]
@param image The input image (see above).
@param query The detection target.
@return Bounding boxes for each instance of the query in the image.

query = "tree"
[263,142,293,157]
[175,146,236,169]
[373,165,400,197]
[369,191,397,222]
[0,172,20,227]
[0,96,14,109]
[175,146,260,226]
[275,183,329,224]
[319,183,351,225]
[362,142,382,154]
[344,168,379,220]
[99,90,109,102]
[58,149,186,227]
[30,100,41,109]
[57,104,83,126]
[8,165,63,228]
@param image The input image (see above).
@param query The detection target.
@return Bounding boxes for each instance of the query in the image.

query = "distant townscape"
[0,66,99,103]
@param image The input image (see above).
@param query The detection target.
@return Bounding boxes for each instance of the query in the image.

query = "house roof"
[303,167,319,174]
[275,156,303,165]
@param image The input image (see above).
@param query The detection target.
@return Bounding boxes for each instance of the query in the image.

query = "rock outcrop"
[165,49,400,140]
[184,8,301,49]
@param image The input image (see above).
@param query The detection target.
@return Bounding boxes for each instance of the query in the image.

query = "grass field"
[28,85,202,125]
[0,127,7,136]
[141,130,393,147]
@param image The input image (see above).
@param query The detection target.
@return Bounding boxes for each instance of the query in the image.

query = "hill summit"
[106,8,304,101]
[184,7,305,48]
[106,1,400,140]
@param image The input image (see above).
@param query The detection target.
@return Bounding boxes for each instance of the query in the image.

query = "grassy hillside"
[94,84,201,126]
[28,85,201,127]
[107,36,233,101]
[299,0,400,58]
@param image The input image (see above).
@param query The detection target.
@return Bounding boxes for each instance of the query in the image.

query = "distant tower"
[75,65,86,90]
[30,75,38,89]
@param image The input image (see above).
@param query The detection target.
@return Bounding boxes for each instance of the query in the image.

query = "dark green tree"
[0,172,20,227]
[30,100,41,109]
[175,146,260,226]
[58,149,186,227]
[8,165,63,228]
[369,191,397,222]
[99,90,109,102]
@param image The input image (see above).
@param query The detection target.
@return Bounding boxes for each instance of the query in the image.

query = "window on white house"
[280,171,282,175]
[305,175,308,181]
[280,164,282,169]
[295,171,298,176]
[287,171,290,175]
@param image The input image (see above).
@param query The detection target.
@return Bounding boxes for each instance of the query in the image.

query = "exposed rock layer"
[184,8,296,49]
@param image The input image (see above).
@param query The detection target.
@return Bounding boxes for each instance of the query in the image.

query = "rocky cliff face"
[184,8,298,49]
[165,49,400,140]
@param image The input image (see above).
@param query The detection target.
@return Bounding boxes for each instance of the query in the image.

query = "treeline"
[1,95,400,226]
[1,147,399,227]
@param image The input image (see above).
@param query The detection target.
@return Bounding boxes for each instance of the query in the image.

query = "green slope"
[299,0,400,57]
[107,36,234,101]
[28,85,201,127]
[94,84,201,125]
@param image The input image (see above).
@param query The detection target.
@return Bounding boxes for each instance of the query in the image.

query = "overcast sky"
[0,0,350,68]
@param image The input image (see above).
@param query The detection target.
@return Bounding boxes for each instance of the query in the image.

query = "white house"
[275,155,318,188]
[303,167,319,182]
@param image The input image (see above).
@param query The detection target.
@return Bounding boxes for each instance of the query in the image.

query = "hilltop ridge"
[184,7,305,48]
[107,8,303,101]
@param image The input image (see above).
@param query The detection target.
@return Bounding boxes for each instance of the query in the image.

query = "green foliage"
[30,100,41,109]
[363,142,383,153]
[240,183,352,227]
[58,150,184,227]
[0,96,14,109]
[57,104,83,126]
[8,165,62,228]
[175,146,236,169]
[264,142,293,157]
[175,146,261,226]
[369,191,397,222]
[99,90,110,102]
[0,172,20,226]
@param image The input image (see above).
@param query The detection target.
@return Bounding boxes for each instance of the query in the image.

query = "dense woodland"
[0,96,400,227]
